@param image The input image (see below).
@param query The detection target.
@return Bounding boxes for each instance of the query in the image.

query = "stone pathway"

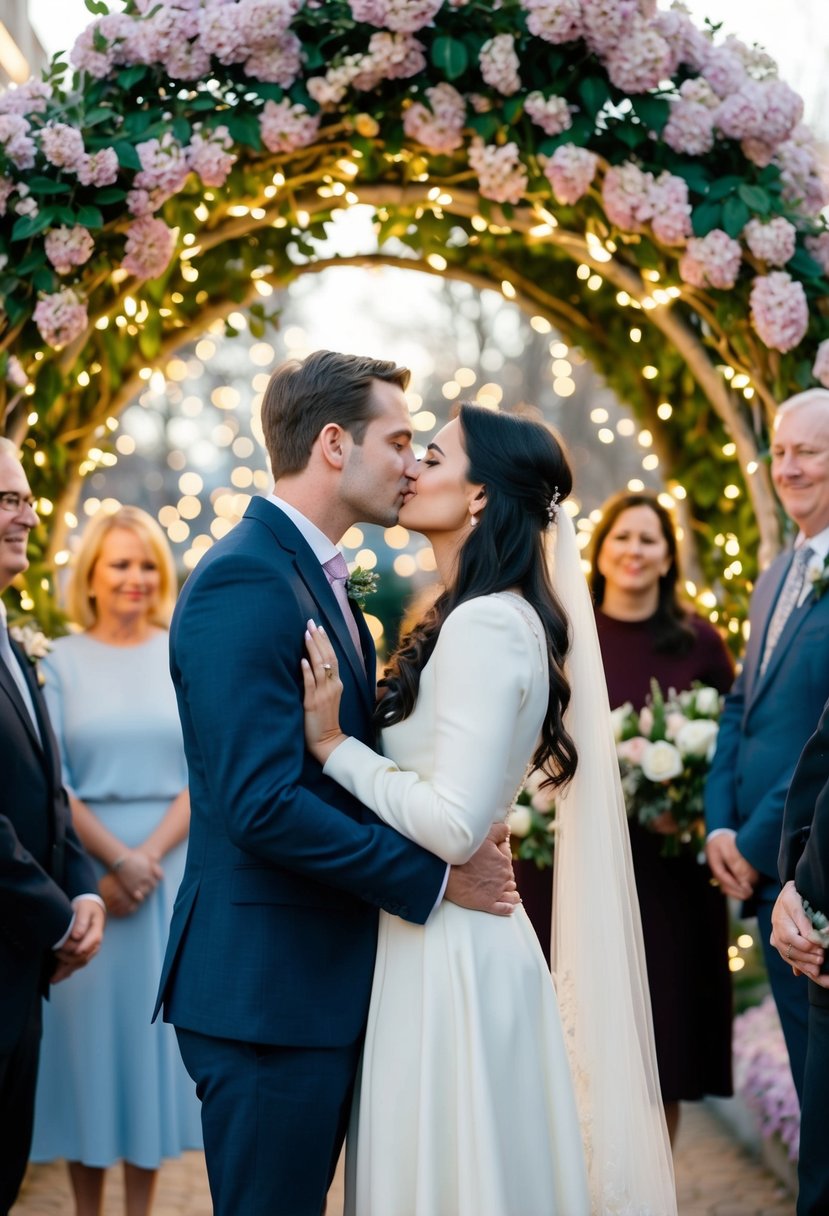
[14,1101,793,1214]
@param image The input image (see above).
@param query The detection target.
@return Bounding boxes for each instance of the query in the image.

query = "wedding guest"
[591,490,734,1144]
[705,389,829,1100]
[0,438,104,1215]
[30,506,201,1216]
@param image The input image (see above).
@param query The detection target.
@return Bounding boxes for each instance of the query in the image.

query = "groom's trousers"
[177,1027,360,1216]
[797,982,829,1216]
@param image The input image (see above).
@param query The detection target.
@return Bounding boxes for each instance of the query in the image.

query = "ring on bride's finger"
[322,663,332,671]
[787,944,794,961]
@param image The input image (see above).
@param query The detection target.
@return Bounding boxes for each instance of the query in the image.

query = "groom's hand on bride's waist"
[444,824,520,917]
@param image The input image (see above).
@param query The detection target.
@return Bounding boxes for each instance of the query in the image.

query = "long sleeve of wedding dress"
[323,595,538,864]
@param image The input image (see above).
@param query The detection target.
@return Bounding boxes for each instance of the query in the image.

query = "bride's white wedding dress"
[324,592,590,1216]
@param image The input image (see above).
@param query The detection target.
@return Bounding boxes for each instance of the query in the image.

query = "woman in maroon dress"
[591,490,735,1146]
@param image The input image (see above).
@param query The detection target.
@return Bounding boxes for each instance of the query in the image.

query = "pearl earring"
[469,513,477,528]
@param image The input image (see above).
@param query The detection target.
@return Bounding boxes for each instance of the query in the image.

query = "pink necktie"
[322,553,363,658]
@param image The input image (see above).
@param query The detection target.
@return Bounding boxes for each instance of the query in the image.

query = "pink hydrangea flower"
[244,35,303,85]
[121,216,176,280]
[44,225,95,275]
[33,288,89,349]
[479,34,521,96]
[701,46,746,99]
[543,144,598,204]
[813,340,829,389]
[403,83,466,154]
[0,79,51,117]
[14,193,38,218]
[524,92,573,137]
[717,79,803,148]
[199,5,247,63]
[237,0,302,43]
[653,8,709,73]
[663,96,715,155]
[774,125,828,215]
[750,271,809,353]
[71,13,133,77]
[351,33,426,89]
[348,0,442,34]
[40,122,85,171]
[678,229,742,290]
[259,99,321,153]
[581,0,641,56]
[188,126,236,187]
[164,40,213,81]
[604,17,673,94]
[743,217,796,268]
[6,356,28,390]
[468,138,528,206]
[602,162,654,231]
[805,233,829,277]
[128,133,191,215]
[649,171,691,245]
[520,0,582,43]
[76,147,120,188]
[0,114,36,170]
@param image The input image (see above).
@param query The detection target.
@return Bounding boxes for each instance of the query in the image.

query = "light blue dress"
[30,631,202,1169]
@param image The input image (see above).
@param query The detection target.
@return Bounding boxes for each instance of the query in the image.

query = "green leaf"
[737,183,771,214]
[706,175,743,202]
[632,96,669,133]
[11,212,51,242]
[172,117,191,145]
[502,96,523,125]
[138,314,162,359]
[722,195,750,237]
[33,268,56,292]
[32,362,64,410]
[467,112,501,142]
[83,106,115,128]
[94,187,126,205]
[76,205,104,229]
[114,140,142,171]
[250,82,287,102]
[691,198,722,237]
[672,164,711,196]
[430,36,468,81]
[226,112,262,150]
[25,177,73,196]
[615,123,645,149]
[84,0,109,13]
[16,249,47,275]
[578,76,611,119]
[788,247,826,280]
[117,65,148,90]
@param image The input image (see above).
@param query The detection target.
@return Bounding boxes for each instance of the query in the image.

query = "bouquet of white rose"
[611,679,723,859]
[506,769,557,870]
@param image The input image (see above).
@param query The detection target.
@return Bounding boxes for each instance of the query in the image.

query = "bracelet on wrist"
[111,854,128,873]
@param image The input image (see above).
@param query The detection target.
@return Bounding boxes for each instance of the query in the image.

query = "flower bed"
[732,995,799,1164]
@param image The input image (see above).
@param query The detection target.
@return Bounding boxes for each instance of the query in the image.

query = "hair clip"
[547,487,561,524]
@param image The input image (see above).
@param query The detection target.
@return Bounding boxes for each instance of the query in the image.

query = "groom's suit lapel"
[746,548,822,713]
[244,497,376,711]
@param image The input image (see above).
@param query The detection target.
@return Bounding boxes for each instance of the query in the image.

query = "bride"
[302,404,677,1216]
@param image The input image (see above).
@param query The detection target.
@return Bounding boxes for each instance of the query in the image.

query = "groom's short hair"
[262,349,411,478]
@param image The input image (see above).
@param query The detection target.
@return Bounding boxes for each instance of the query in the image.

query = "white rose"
[641,740,684,783]
[609,702,633,742]
[506,805,532,837]
[665,711,688,740]
[694,686,721,716]
[675,719,719,758]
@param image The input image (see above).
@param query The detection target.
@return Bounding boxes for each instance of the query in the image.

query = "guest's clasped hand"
[704,831,759,901]
[771,880,827,986]
[101,848,163,917]
[52,897,106,983]
[301,621,348,765]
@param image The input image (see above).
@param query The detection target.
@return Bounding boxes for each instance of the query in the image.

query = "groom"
[155,351,516,1215]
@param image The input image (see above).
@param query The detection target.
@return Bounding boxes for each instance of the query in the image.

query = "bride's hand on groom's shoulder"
[445,825,521,918]
[302,621,348,764]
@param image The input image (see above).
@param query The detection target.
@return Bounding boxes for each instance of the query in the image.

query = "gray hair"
[774,389,829,429]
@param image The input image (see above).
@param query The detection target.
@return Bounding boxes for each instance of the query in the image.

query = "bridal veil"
[550,508,678,1215]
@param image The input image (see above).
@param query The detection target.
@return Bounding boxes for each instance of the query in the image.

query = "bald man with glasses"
[0,438,104,1214]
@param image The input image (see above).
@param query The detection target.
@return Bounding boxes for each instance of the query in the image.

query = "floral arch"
[0,0,828,622]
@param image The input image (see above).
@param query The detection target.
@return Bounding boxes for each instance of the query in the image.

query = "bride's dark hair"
[376,403,577,790]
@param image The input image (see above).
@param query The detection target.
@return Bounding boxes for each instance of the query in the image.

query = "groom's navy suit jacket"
[155,497,445,1047]
[0,634,96,1053]
[705,549,829,889]
[779,696,829,929]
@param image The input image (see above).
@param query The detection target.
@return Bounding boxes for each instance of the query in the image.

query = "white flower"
[675,718,719,759]
[641,740,684,782]
[506,804,532,837]
[638,705,654,736]
[693,685,721,716]
[665,711,688,740]
[609,702,633,741]
[530,785,556,814]
[9,624,51,663]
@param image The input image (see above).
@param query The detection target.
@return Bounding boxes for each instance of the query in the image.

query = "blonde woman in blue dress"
[302,405,677,1215]
[31,507,201,1216]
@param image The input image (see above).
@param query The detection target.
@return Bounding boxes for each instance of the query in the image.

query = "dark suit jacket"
[779,697,829,930]
[705,549,829,887]
[0,632,97,1053]
[155,497,446,1047]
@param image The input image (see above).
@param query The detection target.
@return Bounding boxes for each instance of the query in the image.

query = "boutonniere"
[9,623,52,683]
[346,567,379,609]
[805,551,829,602]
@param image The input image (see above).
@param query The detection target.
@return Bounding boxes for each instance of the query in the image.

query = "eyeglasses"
[0,491,37,513]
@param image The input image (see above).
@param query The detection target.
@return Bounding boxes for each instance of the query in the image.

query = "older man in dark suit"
[0,438,104,1214]
[705,389,829,1099]
[773,699,829,1216]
